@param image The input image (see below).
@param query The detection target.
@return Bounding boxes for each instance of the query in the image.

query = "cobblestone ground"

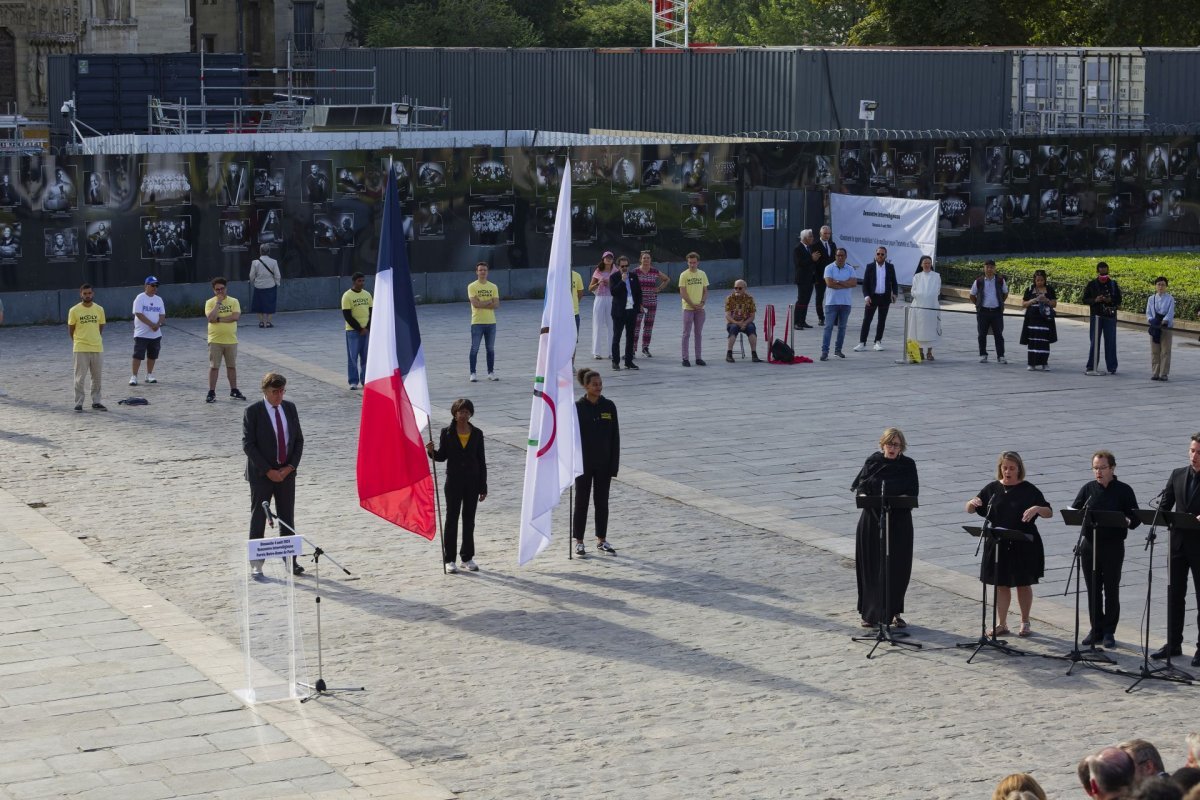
[1,283,1197,799]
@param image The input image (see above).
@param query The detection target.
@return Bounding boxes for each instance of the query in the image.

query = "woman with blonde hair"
[991,773,1047,800]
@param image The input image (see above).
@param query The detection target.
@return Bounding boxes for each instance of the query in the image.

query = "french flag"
[356,161,436,538]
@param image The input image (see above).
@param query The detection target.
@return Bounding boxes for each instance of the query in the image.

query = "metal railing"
[1015,110,1149,135]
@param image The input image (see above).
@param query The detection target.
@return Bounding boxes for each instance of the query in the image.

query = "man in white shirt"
[969,259,1008,364]
[130,276,166,385]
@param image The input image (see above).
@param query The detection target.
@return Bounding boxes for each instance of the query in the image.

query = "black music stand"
[957,525,1034,662]
[1117,508,1197,690]
[1050,507,1126,674]
[851,493,922,659]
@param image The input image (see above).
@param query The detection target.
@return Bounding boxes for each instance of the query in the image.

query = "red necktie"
[274,405,287,465]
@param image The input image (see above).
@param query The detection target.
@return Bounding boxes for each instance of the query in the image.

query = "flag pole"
[567,484,573,560]
[426,425,447,573]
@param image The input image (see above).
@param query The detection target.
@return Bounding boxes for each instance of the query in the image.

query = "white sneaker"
[469,373,478,382]
[146,374,157,384]
[128,376,138,386]
[487,373,499,381]
[1027,365,1035,371]
[872,341,884,351]
[997,357,1008,364]
[852,342,867,352]
[445,562,458,574]
[979,355,988,363]
[463,559,479,572]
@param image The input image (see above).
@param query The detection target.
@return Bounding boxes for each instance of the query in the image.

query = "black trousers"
[794,266,814,324]
[443,481,479,563]
[611,308,637,364]
[1166,542,1200,649]
[976,307,1005,357]
[813,276,827,321]
[1080,539,1123,636]
[573,469,612,540]
[858,296,891,343]
[249,474,299,566]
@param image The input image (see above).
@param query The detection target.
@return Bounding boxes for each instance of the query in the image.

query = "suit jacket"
[430,424,487,493]
[243,399,304,481]
[861,261,898,300]
[609,270,643,316]
[1161,466,1200,555]
[793,242,815,285]
[813,237,837,270]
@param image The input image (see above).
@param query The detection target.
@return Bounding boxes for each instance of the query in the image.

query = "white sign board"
[248,535,302,560]
[829,194,940,284]
[858,100,877,121]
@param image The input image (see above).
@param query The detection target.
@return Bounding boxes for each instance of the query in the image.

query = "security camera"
[60,99,75,117]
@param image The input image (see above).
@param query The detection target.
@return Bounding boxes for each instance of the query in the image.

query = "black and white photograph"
[1061,192,1084,224]
[139,166,192,206]
[1037,145,1068,177]
[253,167,285,200]
[571,200,597,243]
[1167,188,1187,221]
[469,204,515,246]
[83,170,110,206]
[622,203,657,237]
[43,227,80,262]
[1169,145,1191,179]
[220,215,250,251]
[213,160,249,206]
[838,147,865,185]
[535,206,557,236]
[0,170,20,208]
[313,212,356,249]
[42,165,77,213]
[1098,193,1131,230]
[416,161,445,192]
[1092,146,1116,182]
[642,159,669,189]
[336,166,368,197]
[1039,188,1061,221]
[85,221,113,259]
[895,146,925,181]
[933,147,970,184]
[869,148,895,188]
[402,215,415,241]
[1005,194,1032,223]
[535,155,561,194]
[1010,148,1032,182]
[712,157,738,185]
[104,155,134,205]
[712,192,736,225]
[20,156,45,198]
[936,192,970,233]
[813,155,834,186]
[470,157,513,196]
[140,216,192,260]
[680,203,706,234]
[418,201,446,239]
[391,159,413,200]
[0,222,22,262]
[1145,145,1169,181]
[1145,188,1164,218]
[571,159,597,186]
[257,208,282,245]
[680,154,709,191]
[1066,148,1089,180]
[1118,148,1139,179]
[609,155,637,194]
[983,146,1008,184]
[983,195,1005,229]
[301,159,332,204]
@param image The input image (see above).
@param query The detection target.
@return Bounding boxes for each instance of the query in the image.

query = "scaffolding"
[651,0,688,49]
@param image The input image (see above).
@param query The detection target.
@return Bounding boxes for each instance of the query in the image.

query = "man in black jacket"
[243,372,305,577]
[609,255,643,370]
[812,225,837,325]
[1083,261,1122,374]
[1152,433,1200,667]
[792,229,818,329]
[853,246,898,352]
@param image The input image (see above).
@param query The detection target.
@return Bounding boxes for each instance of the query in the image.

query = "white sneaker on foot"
[128,376,138,386]
[463,559,479,572]
[872,341,884,351]
[146,374,157,384]
[469,373,478,382]
[852,342,867,352]
[487,372,499,381]
[445,562,458,574]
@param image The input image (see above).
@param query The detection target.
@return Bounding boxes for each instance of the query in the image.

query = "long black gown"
[972,480,1048,586]
[853,452,919,624]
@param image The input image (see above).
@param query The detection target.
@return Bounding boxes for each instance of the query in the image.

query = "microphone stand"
[1049,502,1117,674]
[957,492,1025,661]
[851,475,921,658]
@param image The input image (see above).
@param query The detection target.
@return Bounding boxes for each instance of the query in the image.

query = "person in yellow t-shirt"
[677,252,709,366]
[67,283,106,411]
[341,271,373,390]
[571,269,584,331]
[467,262,500,381]
[205,277,245,402]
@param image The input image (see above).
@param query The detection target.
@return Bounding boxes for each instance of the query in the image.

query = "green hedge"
[940,254,1200,319]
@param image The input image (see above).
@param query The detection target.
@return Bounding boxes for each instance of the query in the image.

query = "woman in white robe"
[909,255,941,361]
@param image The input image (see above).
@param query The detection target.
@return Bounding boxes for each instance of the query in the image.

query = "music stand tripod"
[1117,508,1197,691]
[851,491,922,658]
[1049,507,1125,674]
[957,524,1033,662]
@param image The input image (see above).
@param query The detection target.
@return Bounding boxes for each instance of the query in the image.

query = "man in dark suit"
[792,229,818,329]
[609,255,643,370]
[1152,433,1200,666]
[813,225,837,325]
[242,372,305,577]
[854,246,899,352]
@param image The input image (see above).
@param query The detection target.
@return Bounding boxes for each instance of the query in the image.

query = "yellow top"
[341,288,373,331]
[68,303,106,352]
[571,270,584,315]
[205,295,241,344]
[457,432,470,448]
[678,269,709,310]
[468,280,499,325]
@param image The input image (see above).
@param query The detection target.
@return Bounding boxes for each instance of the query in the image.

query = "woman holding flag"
[427,398,488,573]
[572,368,619,557]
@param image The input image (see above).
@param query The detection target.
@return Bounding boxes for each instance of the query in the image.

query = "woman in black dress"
[965,451,1052,637]
[1019,269,1058,370]
[573,368,620,556]
[426,398,487,574]
[852,427,919,628]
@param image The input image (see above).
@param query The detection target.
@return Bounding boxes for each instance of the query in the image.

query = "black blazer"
[793,242,815,285]
[242,399,304,481]
[813,237,837,270]
[577,396,620,476]
[1161,466,1200,554]
[430,423,488,493]
[861,261,898,299]
[609,269,643,317]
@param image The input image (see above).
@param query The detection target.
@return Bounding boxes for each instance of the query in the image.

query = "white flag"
[518,159,583,565]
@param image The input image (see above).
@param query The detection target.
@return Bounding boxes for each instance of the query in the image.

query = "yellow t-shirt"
[341,288,373,331]
[68,302,106,353]
[457,432,470,448]
[678,269,709,310]
[571,270,584,315]
[468,280,499,325]
[205,295,241,344]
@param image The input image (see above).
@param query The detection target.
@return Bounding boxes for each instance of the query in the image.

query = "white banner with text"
[830,194,939,283]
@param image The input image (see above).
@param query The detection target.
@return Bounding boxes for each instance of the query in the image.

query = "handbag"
[770,338,795,363]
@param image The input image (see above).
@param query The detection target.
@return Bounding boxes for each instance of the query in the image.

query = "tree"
[366,0,542,47]
[571,0,651,47]
[691,0,867,45]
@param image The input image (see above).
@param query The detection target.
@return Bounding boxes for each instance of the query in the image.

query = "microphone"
[261,500,275,528]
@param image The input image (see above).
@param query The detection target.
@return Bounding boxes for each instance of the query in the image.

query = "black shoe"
[681,359,690,367]
[597,540,617,555]
[1081,631,1098,646]
[1151,644,1182,660]
[292,563,306,576]
[74,404,83,412]
[793,323,803,330]
[725,353,735,363]
[695,358,707,366]
[642,347,652,358]
[612,361,621,370]
[817,317,826,325]
[1193,650,1200,668]
[1151,376,1161,381]
[802,322,814,329]
[819,353,828,361]
[1102,633,1116,649]
[230,388,247,400]
[751,353,762,363]
[624,361,639,370]
[834,351,845,359]
[91,403,108,411]
[1161,376,1169,382]
[206,390,216,403]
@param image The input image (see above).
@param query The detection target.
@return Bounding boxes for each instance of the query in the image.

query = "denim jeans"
[345,329,369,386]
[821,305,851,354]
[470,323,496,373]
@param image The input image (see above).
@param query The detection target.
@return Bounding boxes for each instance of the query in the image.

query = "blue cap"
[145,275,159,285]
